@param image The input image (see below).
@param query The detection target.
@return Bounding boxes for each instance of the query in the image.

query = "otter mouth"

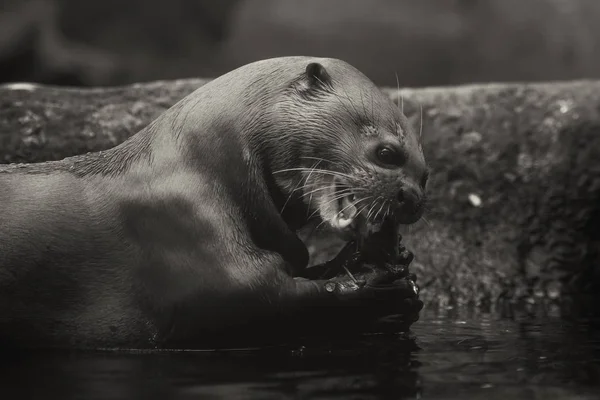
[317,177,384,238]
[333,189,358,229]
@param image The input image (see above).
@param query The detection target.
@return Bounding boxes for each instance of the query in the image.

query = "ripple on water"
[1,312,599,399]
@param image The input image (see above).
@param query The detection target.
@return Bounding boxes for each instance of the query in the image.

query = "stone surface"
[1,79,599,313]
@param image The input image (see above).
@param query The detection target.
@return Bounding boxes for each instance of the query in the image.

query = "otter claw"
[324,282,337,293]
[409,280,420,296]
[324,277,366,295]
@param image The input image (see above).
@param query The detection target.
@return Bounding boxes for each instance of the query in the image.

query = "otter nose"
[396,186,420,209]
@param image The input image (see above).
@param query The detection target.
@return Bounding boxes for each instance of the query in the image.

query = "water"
[1,311,599,400]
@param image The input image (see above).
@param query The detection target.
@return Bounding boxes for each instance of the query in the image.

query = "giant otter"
[0,57,428,349]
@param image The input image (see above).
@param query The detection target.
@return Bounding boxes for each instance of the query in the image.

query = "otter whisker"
[274,167,356,182]
[313,215,335,232]
[299,155,352,168]
[312,193,368,233]
[395,72,404,114]
[280,160,321,214]
[307,193,372,223]
[306,208,322,221]
[304,159,322,186]
[298,156,345,170]
[300,186,356,199]
[299,156,360,177]
[307,191,356,211]
[374,198,388,222]
[305,192,352,221]
[419,102,423,141]
[335,196,361,219]
[273,167,311,174]
[365,201,379,222]
[299,185,335,198]
[365,196,384,221]
[384,201,392,220]
[298,182,370,198]
[364,203,377,221]
[305,169,358,181]
[355,198,375,217]
[354,195,374,207]
[299,155,329,162]
[372,200,387,223]
[274,163,331,216]
[316,190,359,209]
[303,159,324,214]
[402,95,405,115]
[301,154,368,176]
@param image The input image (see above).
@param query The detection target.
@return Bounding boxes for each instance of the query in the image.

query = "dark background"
[2,0,600,88]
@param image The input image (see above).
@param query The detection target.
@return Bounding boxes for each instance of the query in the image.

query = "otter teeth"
[336,194,357,228]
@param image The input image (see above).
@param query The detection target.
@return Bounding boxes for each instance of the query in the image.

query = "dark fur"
[0,56,426,349]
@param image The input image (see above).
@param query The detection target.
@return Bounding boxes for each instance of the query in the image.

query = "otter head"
[268,59,428,240]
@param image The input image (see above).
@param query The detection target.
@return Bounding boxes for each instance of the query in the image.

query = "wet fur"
[0,56,426,348]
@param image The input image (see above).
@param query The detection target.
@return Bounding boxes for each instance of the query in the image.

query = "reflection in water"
[414,313,600,399]
[1,311,599,399]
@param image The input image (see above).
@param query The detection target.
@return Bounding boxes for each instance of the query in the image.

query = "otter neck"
[238,93,314,231]
[260,147,314,232]
[149,67,314,229]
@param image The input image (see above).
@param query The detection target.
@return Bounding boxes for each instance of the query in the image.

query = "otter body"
[0,57,427,349]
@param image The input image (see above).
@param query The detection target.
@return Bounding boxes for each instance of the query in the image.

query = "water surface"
[2,311,599,399]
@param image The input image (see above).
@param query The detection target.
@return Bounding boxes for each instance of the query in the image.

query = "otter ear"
[305,62,332,88]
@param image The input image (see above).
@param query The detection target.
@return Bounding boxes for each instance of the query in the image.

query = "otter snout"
[396,185,425,224]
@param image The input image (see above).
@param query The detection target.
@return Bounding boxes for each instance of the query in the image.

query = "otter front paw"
[324,265,420,303]
[283,259,422,337]
[311,270,423,333]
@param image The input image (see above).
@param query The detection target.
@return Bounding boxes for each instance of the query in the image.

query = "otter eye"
[375,146,405,167]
